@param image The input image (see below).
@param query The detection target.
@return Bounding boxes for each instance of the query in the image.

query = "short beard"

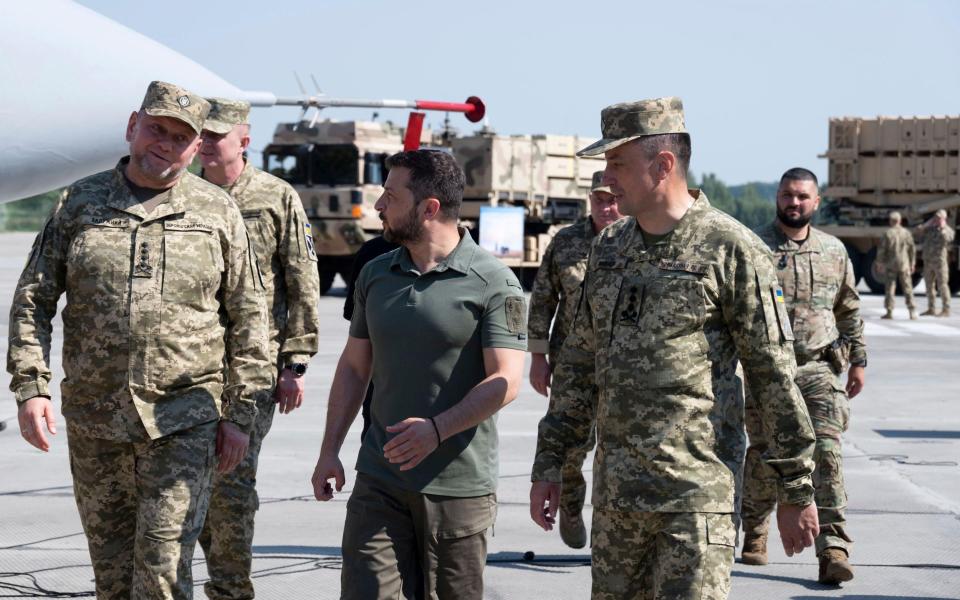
[133,151,187,186]
[777,207,812,229]
[382,205,423,244]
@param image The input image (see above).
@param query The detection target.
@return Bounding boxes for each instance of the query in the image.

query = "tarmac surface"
[0,230,957,599]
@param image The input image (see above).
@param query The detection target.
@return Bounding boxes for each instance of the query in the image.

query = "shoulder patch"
[304,222,318,261]
[505,296,527,335]
[772,286,795,341]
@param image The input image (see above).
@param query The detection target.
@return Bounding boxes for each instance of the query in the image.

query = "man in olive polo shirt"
[311,150,527,600]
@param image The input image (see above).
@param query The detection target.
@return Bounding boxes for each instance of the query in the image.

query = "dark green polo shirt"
[350,230,527,496]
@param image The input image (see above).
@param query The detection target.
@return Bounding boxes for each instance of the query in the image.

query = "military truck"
[263,119,604,293]
[820,115,960,293]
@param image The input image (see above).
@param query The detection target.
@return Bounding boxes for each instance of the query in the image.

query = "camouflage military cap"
[577,96,687,157]
[204,97,251,134]
[140,81,210,135]
[591,170,612,194]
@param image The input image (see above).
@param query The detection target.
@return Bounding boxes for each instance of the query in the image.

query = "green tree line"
[689,172,777,230]
[0,189,60,232]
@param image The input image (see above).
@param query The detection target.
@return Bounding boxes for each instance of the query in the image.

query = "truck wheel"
[319,267,336,296]
[950,266,960,296]
[862,248,922,295]
[861,248,885,295]
[843,243,864,284]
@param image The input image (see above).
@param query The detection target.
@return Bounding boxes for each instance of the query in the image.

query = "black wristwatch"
[851,359,867,368]
[287,363,308,377]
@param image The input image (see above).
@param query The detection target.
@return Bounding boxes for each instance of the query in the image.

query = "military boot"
[881,311,893,320]
[938,308,951,317]
[559,509,587,549]
[920,308,936,316]
[818,548,854,584]
[909,309,918,320]
[740,532,768,566]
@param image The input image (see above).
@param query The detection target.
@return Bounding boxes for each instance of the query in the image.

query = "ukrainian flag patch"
[304,223,318,260]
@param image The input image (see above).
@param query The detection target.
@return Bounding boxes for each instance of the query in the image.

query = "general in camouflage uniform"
[530,98,818,600]
[7,81,274,599]
[527,170,623,549]
[918,209,955,317]
[741,168,867,585]
[877,211,917,319]
[198,99,321,599]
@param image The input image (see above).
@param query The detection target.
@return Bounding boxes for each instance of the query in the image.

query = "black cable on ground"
[0,572,93,598]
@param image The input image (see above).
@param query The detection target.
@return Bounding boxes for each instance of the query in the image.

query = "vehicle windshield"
[364,152,389,185]
[263,145,308,184]
[312,144,359,186]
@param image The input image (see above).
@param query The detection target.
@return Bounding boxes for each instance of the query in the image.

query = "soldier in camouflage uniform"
[740,168,867,585]
[877,211,917,320]
[918,209,955,317]
[527,170,623,549]
[198,98,321,599]
[529,97,819,600]
[8,81,274,600]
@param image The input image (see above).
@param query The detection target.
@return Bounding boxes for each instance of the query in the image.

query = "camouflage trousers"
[199,396,277,599]
[923,261,951,311]
[884,267,915,312]
[67,419,218,600]
[591,510,736,600]
[742,361,852,555]
[560,423,596,516]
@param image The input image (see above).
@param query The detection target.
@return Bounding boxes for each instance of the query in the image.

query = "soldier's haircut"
[780,167,819,190]
[386,150,465,220]
[635,133,691,176]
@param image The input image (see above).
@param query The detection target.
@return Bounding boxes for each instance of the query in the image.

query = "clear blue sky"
[80,0,960,185]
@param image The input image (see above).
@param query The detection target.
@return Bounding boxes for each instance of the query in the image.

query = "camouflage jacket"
[532,191,816,512]
[755,224,866,366]
[7,159,274,441]
[920,223,955,266]
[527,217,595,357]
[877,225,916,271]
[218,161,320,367]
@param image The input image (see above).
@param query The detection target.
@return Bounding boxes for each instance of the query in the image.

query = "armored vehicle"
[263,119,604,293]
[821,115,960,293]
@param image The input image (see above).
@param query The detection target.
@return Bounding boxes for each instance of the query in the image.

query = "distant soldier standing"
[918,209,955,317]
[8,81,273,599]
[740,168,867,585]
[877,211,917,319]
[527,170,623,549]
[198,98,321,600]
[529,97,819,600]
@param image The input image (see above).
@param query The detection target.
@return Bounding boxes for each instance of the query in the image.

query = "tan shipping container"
[859,119,880,153]
[830,159,858,189]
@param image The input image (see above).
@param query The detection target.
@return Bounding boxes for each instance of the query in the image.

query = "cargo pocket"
[706,513,737,548]
[433,493,497,540]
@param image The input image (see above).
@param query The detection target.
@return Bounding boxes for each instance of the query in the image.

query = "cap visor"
[203,119,234,134]
[143,107,202,134]
[591,185,613,194]
[576,135,642,157]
